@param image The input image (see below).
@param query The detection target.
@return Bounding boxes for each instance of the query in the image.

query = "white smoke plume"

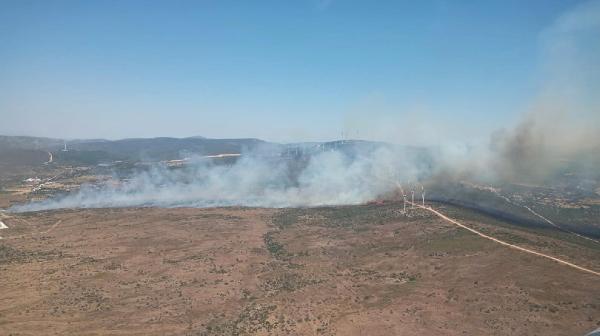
[10,146,428,212]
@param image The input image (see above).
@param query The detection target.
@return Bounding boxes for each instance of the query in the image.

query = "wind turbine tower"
[398,182,406,213]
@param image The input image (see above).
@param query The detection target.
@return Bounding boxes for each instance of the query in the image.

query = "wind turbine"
[396,182,406,213]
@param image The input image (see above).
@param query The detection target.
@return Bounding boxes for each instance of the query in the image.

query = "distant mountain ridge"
[0,135,65,150]
[65,137,273,161]
[0,135,277,162]
[0,135,406,165]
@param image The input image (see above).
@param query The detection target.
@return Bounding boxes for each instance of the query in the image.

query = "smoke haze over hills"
[5,1,600,213]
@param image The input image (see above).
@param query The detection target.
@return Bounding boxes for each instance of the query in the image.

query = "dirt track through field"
[2,219,62,240]
[412,202,600,277]
[487,188,600,245]
[522,204,600,245]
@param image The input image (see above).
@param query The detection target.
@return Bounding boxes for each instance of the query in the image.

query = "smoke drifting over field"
[10,146,430,212]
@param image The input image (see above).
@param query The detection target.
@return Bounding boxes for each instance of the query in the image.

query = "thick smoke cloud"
[10,146,428,212]
[488,0,600,183]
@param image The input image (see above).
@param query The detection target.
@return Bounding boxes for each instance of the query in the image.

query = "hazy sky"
[0,0,592,143]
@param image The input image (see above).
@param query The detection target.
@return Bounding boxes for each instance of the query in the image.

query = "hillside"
[0,135,278,163]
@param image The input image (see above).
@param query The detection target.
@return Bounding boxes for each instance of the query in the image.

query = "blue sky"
[0,0,591,143]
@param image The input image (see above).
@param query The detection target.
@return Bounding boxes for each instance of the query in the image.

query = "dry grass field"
[1,202,598,335]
